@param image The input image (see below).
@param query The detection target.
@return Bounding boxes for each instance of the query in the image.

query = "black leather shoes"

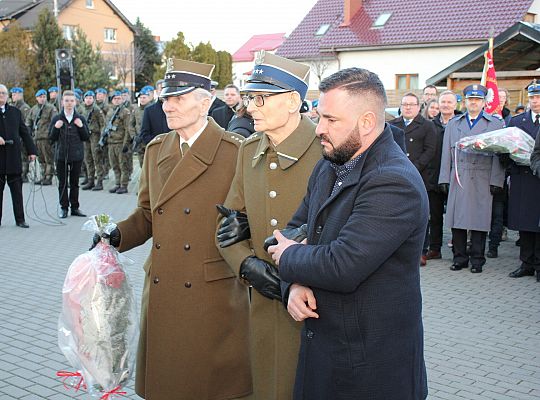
[59,209,68,219]
[508,266,535,278]
[16,221,29,228]
[470,266,483,273]
[71,209,87,217]
[450,263,467,271]
[486,248,498,258]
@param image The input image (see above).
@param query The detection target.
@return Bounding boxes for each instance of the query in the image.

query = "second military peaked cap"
[244,51,310,100]
[463,84,488,99]
[527,79,540,96]
[160,58,215,98]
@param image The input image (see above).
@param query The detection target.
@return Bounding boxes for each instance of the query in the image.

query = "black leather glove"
[263,224,308,252]
[216,204,251,248]
[122,145,129,153]
[439,183,449,195]
[490,185,503,195]
[89,227,121,250]
[498,153,512,168]
[239,256,281,301]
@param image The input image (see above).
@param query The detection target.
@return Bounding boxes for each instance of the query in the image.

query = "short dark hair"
[319,67,387,108]
[423,84,437,93]
[224,84,239,93]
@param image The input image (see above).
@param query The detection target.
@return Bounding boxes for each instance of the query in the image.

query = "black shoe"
[515,239,521,246]
[536,272,540,282]
[116,187,128,194]
[71,209,87,217]
[16,221,29,228]
[508,266,535,278]
[450,263,467,271]
[470,266,483,273]
[92,182,103,191]
[80,177,88,185]
[109,186,120,193]
[486,248,498,258]
[82,181,95,190]
[59,209,68,219]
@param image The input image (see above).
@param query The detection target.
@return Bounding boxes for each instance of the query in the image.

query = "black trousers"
[488,191,506,249]
[452,229,487,268]
[428,190,446,251]
[56,160,82,210]
[519,231,540,272]
[0,174,25,224]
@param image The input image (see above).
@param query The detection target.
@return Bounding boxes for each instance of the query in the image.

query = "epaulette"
[147,132,168,147]
[243,131,262,146]
[223,131,245,146]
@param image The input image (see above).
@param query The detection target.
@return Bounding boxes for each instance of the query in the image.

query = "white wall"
[232,61,252,88]
[528,0,540,20]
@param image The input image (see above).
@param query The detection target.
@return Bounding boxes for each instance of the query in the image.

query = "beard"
[322,124,362,165]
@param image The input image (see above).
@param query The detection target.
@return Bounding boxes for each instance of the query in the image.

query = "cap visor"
[160,86,197,98]
[242,82,291,93]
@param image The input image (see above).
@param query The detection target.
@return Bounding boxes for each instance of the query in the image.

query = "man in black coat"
[49,90,89,219]
[208,80,226,116]
[0,84,37,228]
[390,92,437,265]
[268,68,428,400]
[210,84,241,129]
[140,82,169,145]
[507,81,540,282]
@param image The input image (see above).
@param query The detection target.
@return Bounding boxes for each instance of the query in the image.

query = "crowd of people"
[1,50,539,400]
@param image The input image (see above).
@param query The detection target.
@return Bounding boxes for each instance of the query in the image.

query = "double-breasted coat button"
[409,138,414,142]
[155,243,161,249]
[184,244,190,251]
[270,219,278,227]
[306,329,314,339]
[153,277,159,284]
[184,282,192,288]
[184,208,191,214]
[315,225,323,234]
[157,208,164,215]
[269,162,278,170]
[406,152,410,157]
[269,190,277,198]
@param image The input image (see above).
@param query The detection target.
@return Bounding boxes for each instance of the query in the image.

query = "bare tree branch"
[0,57,27,87]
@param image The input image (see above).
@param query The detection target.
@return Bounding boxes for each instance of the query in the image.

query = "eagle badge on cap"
[254,50,266,66]
[166,58,174,72]
[473,84,478,90]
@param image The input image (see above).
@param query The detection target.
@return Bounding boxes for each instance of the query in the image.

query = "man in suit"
[268,67,428,400]
[507,81,540,282]
[208,80,226,115]
[217,51,319,400]
[98,59,252,400]
[439,84,505,273]
[390,92,437,265]
[140,80,169,145]
[211,84,241,129]
[0,84,37,228]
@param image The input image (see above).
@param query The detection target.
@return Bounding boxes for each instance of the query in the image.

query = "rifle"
[30,105,44,137]
[98,106,121,148]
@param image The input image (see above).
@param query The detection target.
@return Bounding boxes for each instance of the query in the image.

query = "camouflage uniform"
[26,102,57,184]
[103,105,131,192]
[96,100,111,175]
[14,99,31,181]
[122,100,136,176]
[129,102,151,167]
[81,103,106,190]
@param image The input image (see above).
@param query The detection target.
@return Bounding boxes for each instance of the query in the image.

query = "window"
[63,25,76,41]
[523,13,536,23]
[373,12,392,28]
[315,24,330,36]
[104,28,117,42]
[396,74,419,90]
[86,0,94,8]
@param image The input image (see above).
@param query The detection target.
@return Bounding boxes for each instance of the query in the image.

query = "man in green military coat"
[101,91,131,194]
[26,89,57,185]
[80,91,106,191]
[217,51,321,399]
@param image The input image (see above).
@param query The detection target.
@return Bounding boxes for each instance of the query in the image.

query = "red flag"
[482,49,502,115]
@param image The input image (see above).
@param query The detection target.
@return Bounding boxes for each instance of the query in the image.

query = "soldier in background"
[101,91,131,194]
[95,88,111,177]
[130,86,153,167]
[48,86,59,106]
[26,89,57,185]
[10,87,32,182]
[81,91,106,191]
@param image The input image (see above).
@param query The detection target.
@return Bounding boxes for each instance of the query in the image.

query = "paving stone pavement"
[1,179,539,399]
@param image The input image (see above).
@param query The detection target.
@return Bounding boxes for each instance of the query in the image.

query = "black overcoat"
[507,111,540,232]
[49,111,89,163]
[210,105,235,129]
[0,104,37,174]
[279,126,429,400]
[140,100,169,145]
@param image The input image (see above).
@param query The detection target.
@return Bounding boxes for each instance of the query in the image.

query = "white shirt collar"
[180,120,208,149]
[64,110,74,123]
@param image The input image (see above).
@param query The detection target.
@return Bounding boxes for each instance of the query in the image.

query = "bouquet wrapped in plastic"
[456,126,535,165]
[58,214,138,398]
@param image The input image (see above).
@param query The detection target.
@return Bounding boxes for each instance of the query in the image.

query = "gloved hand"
[239,256,281,301]
[89,227,121,250]
[263,224,308,252]
[490,185,503,195]
[498,153,512,168]
[439,183,449,195]
[216,204,251,248]
[122,145,129,153]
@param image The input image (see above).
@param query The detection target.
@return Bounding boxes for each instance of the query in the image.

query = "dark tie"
[535,114,539,127]
[181,142,190,156]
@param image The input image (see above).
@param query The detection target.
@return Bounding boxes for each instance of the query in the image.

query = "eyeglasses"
[401,103,419,107]
[242,91,290,108]
[0,92,7,95]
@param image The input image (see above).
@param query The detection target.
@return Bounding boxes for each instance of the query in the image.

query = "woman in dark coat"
[227,105,254,138]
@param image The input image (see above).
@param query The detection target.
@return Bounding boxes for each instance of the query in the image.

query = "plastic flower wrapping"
[57,214,139,398]
[456,126,535,166]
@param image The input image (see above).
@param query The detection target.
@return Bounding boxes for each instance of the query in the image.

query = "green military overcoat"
[117,119,252,400]
[218,115,321,399]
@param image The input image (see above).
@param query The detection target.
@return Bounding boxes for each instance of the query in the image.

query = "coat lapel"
[154,120,223,210]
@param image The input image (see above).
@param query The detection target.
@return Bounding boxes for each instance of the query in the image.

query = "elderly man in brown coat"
[99,59,252,400]
[217,51,321,399]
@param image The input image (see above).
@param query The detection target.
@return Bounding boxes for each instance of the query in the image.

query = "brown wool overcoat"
[218,116,321,399]
[117,118,252,400]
